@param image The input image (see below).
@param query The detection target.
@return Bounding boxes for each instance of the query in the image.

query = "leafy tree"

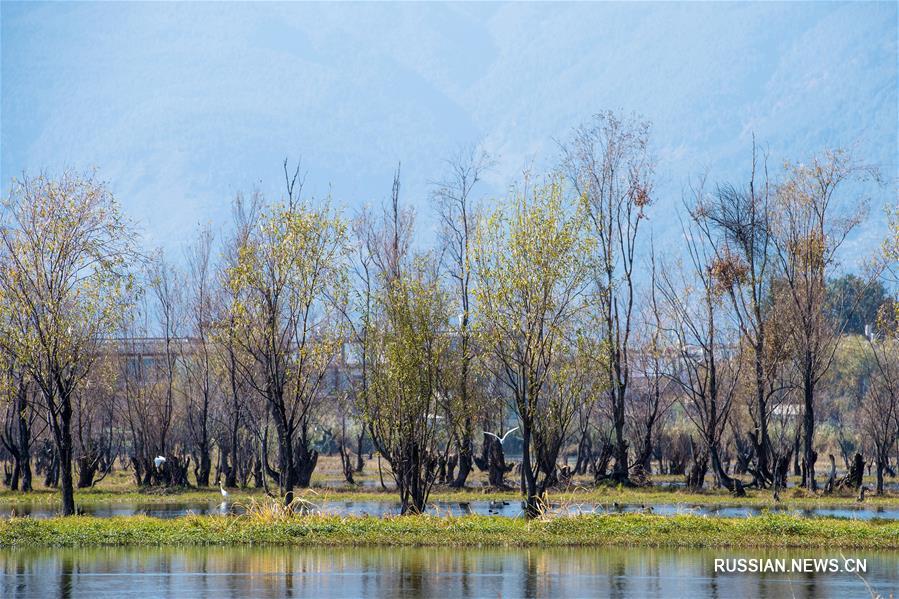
[473,175,593,516]
[363,266,455,514]
[227,176,348,504]
[0,172,136,515]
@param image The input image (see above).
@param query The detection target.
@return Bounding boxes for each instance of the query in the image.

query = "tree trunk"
[634,429,654,475]
[824,454,837,494]
[339,442,355,484]
[270,407,296,503]
[8,458,19,491]
[294,442,318,488]
[574,433,592,475]
[253,456,263,488]
[278,441,295,504]
[752,346,773,483]
[520,425,543,518]
[802,371,817,491]
[592,441,615,481]
[450,429,473,488]
[76,455,98,488]
[19,455,31,493]
[355,428,365,472]
[195,448,211,488]
[611,386,630,484]
[395,442,430,515]
[836,452,865,490]
[58,408,76,516]
[16,390,32,492]
[710,440,744,496]
[686,452,708,491]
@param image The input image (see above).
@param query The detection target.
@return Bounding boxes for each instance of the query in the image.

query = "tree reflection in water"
[0,545,896,598]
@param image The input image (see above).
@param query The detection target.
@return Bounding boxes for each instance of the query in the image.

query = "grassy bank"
[1,513,897,549]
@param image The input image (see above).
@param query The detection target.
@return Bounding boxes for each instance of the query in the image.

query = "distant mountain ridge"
[1,2,895,270]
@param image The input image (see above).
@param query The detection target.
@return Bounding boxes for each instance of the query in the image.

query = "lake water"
[1,545,896,598]
[2,499,898,521]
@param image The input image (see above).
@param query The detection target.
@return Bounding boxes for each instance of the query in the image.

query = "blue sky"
[2,1,896,268]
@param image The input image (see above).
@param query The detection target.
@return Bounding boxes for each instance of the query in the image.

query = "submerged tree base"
[1,513,896,549]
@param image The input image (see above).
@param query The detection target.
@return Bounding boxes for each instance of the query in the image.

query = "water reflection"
[0,545,896,598]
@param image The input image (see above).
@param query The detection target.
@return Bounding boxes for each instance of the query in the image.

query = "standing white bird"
[153,456,166,469]
[483,427,519,445]
[219,481,229,499]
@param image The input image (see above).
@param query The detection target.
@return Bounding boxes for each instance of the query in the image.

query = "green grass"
[1,512,896,549]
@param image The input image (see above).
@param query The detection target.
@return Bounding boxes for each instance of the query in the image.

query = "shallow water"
[2,499,898,521]
[1,545,896,598]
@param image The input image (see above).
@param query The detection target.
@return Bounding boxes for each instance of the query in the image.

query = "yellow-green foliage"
[0,172,137,391]
[226,199,349,389]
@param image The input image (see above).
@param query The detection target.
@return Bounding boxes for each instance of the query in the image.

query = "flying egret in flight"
[483,427,519,445]
[153,456,166,469]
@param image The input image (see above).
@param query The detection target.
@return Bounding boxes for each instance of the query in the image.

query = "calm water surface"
[3,500,898,520]
[1,545,896,598]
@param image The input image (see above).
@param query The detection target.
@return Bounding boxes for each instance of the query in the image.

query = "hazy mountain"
[2,2,895,269]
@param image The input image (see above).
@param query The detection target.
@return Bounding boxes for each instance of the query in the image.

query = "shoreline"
[2,486,898,510]
[2,513,897,550]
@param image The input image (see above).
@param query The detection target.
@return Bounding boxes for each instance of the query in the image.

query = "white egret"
[483,427,519,445]
[153,456,166,469]
[219,481,229,499]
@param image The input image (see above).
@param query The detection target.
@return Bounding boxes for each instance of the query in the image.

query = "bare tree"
[148,254,186,480]
[860,311,899,495]
[0,358,36,492]
[658,197,746,496]
[691,141,780,486]
[561,111,655,484]
[627,248,676,476]
[215,192,262,488]
[73,357,118,488]
[431,146,492,488]
[771,150,873,490]
[182,227,218,487]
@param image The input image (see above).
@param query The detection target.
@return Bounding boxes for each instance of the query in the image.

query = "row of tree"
[1,111,896,516]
